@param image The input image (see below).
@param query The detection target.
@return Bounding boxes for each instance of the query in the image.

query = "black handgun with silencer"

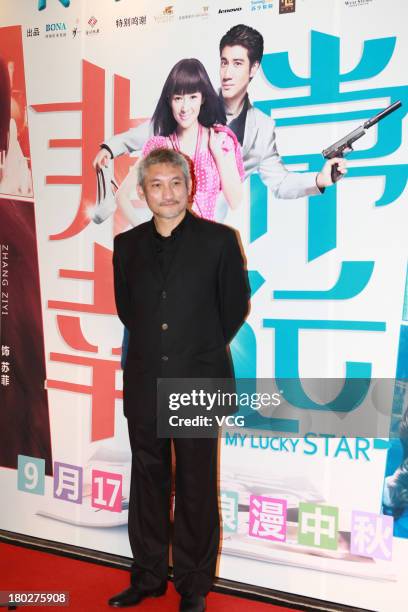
[322,100,402,183]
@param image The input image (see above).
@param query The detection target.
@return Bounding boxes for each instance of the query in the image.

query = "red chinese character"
[48,315,122,441]
[48,243,116,314]
[32,60,105,240]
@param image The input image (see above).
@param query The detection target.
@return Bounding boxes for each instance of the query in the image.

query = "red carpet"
[0,542,302,611]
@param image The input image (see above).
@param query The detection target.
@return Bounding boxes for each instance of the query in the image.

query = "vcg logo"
[38,0,70,10]
[46,22,67,31]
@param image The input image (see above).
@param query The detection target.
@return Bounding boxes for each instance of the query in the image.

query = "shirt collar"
[220,92,250,118]
[151,209,189,241]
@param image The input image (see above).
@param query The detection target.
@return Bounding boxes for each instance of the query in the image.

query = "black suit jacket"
[113,211,250,418]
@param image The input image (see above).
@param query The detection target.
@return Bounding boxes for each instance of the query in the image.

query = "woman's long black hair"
[152,58,226,136]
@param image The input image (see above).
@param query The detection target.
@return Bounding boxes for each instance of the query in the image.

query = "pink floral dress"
[142,124,244,221]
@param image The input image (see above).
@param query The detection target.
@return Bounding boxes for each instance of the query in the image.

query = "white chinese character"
[300,507,336,545]
[1,374,10,386]
[55,466,80,501]
[1,362,10,373]
[354,516,392,559]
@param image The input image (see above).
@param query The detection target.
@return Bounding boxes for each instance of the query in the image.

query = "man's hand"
[316,157,347,189]
[93,148,111,170]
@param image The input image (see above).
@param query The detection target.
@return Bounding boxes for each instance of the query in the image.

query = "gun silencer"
[364,100,402,129]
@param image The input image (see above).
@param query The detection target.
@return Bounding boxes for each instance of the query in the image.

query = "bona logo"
[38,0,70,10]
[46,22,67,31]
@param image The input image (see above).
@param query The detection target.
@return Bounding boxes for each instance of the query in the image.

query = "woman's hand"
[208,127,227,161]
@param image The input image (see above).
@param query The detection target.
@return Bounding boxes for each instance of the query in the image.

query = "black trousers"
[127,416,220,596]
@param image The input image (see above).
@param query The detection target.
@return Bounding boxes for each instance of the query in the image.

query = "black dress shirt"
[225,94,249,146]
[151,212,188,279]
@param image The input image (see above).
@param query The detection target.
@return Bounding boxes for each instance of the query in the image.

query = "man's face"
[137,162,190,220]
[220,44,259,102]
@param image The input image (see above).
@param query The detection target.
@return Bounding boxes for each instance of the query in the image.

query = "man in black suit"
[109,148,249,611]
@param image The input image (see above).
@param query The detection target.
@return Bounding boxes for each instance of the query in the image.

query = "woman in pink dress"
[116,58,244,222]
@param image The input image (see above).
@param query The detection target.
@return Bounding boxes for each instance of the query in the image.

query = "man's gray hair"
[137,148,191,189]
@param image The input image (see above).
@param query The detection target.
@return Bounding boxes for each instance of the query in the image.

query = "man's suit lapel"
[242,105,258,157]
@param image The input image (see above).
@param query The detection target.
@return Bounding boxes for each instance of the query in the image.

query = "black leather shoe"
[108,584,167,607]
[179,594,206,612]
